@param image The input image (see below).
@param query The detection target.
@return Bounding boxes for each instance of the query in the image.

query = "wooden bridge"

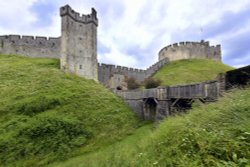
[117,65,250,121]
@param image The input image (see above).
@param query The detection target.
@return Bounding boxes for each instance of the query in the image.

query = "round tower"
[158,40,221,62]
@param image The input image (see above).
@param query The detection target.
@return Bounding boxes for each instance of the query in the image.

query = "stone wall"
[158,40,221,62]
[0,35,60,58]
[98,58,169,89]
[98,63,146,88]
[145,57,169,76]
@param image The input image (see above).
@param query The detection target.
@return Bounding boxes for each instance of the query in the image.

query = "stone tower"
[60,5,98,81]
[158,41,221,62]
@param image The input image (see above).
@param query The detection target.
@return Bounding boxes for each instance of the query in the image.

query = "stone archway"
[116,86,122,90]
[143,98,158,120]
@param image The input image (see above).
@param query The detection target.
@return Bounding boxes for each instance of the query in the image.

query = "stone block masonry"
[0,35,60,58]
[159,40,221,62]
[60,5,98,81]
[98,58,169,89]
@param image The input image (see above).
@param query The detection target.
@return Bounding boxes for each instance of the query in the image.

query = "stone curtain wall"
[0,35,60,58]
[145,57,169,76]
[158,41,221,62]
[98,58,169,87]
[98,64,146,87]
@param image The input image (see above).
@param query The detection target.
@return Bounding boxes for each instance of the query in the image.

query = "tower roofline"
[60,5,98,26]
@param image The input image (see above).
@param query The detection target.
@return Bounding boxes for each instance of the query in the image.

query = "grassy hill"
[1,55,249,167]
[52,87,250,167]
[153,59,233,86]
[0,54,141,166]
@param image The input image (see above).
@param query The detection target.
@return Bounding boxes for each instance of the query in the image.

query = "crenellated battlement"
[98,63,146,88]
[98,57,170,78]
[159,40,221,62]
[0,35,60,47]
[159,40,219,53]
[145,58,169,76]
[0,35,60,58]
[60,5,98,81]
[60,5,98,26]
[98,63,146,73]
[97,57,170,89]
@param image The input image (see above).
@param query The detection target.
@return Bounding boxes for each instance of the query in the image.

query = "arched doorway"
[143,98,158,120]
[116,86,122,90]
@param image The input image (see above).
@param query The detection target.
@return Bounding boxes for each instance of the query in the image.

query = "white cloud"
[0,0,38,33]
[99,47,137,67]
[0,0,250,68]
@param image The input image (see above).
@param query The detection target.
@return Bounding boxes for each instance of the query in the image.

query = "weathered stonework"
[159,40,221,62]
[0,35,60,58]
[98,58,169,90]
[60,5,98,81]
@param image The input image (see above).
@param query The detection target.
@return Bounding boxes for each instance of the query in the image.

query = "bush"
[126,77,140,90]
[144,77,162,89]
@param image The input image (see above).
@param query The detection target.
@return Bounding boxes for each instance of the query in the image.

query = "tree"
[126,77,140,90]
[144,77,162,89]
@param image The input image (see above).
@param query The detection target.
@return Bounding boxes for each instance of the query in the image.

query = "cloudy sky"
[0,0,250,68]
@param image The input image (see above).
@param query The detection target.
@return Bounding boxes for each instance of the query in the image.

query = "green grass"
[52,87,250,167]
[1,54,249,167]
[153,59,233,86]
[0,54,141,166]
[50,124,154,167]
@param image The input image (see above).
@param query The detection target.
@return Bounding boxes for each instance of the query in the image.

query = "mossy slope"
[0,54,140,166]
[153,59,233,86]
[53,87,250,167]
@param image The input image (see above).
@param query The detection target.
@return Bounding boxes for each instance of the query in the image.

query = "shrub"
[144,77,162,89]
[126,77,140,90]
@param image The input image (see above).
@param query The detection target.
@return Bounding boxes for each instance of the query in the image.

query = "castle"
[0,5,221,90]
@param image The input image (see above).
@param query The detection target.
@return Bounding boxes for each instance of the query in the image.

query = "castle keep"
[0,5,221,89]
[159,41,221,62]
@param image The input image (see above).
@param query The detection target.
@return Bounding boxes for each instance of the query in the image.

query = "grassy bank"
[53,87,250,167]
[0,54,141,166]
[154,59,233,86]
